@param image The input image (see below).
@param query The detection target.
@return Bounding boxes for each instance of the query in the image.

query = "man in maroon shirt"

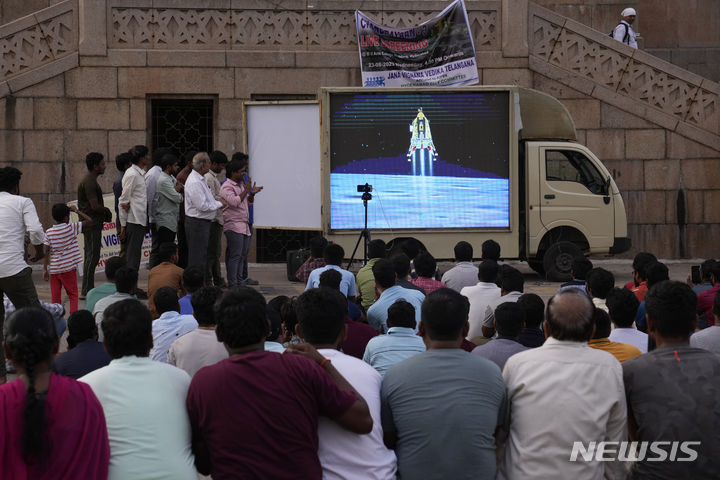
[318,269,377,358]
[186,287,372,479]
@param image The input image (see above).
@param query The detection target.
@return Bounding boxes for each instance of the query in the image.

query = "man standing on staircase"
[613,7,638,49]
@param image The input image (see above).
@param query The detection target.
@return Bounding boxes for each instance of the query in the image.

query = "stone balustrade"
[0,1,77,95]
[529,3,719,150]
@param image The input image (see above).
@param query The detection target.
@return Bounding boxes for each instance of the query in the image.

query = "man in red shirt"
[186,287,372,479]
[697,261,720,327]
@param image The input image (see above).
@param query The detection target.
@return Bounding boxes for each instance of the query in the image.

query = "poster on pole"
[356,0,478,87]
[71,194,152,274]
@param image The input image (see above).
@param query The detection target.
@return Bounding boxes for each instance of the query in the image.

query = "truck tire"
[542,241,583,282]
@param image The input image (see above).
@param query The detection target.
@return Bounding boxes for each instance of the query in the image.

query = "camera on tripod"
[357,183,373,201]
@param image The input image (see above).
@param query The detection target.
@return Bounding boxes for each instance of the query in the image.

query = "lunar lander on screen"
[407,108,439,176]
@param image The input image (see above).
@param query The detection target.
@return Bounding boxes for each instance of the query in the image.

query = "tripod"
[347,189,372,270]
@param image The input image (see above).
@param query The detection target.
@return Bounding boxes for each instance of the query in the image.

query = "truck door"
[536,145,614,250]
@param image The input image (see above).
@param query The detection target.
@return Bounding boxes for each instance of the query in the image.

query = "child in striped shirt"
[43,204,93,314]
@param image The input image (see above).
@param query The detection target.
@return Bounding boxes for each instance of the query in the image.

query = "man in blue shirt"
[367,259,424,333]
[305,244,357,301]
[363,299,425,376]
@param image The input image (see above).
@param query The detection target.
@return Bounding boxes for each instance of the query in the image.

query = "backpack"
[609,23,630,44]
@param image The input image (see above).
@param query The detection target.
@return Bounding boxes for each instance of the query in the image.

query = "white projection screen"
[245,102,321,229]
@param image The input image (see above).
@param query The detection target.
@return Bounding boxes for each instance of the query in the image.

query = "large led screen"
[329,91,510,230]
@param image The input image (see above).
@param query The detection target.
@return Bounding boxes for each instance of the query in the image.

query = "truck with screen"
[321,86,631,280]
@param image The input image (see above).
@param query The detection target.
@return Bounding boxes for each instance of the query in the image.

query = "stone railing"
[529,3,720,150]
[107,1,500,51]
[0,0,77,95]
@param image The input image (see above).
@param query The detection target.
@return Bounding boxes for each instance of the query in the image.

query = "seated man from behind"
[295,236,328,283]
[179,265,204,315]
[381,288,506,480]
[588,308,642,363]
[410,252,446,295]
[319,269,377,359]
[54,309,111,379]
[363,299,426,377]
[150,287,199,363]
[585,267,614,313]
[690,290,720,355]
[498,290,626,480]
[481,239,500,261]
[481,265,524,338]
[367,259,424,333]
[516,293,546,348]
[557,257,593,293]
[305,243,357,301]
[148,242,185,318]
[186,287,372,479]
[635,261,670,332]
[391,253,424,294]
[92,266,138,340]
[168,286,228,377]
[85,256,125,312]
[80,299,197,480]
[296,287,397,479]
[461,259,501,342]
[356,239,386,311]
[623,281,720,478]
[607,287,647,353]
[472,302,529,370]
[441,241,478,292]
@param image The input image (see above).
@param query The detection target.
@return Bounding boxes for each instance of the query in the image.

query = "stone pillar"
[502,0,529,58]
[79,0,107,56]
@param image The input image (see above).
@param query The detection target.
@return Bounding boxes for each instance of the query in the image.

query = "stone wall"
[1,0,719,259]
[533,0,720,82]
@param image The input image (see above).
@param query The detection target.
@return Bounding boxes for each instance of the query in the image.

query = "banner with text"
[356,0,478,87]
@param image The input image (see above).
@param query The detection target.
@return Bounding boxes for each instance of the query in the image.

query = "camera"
[357,183,373,193]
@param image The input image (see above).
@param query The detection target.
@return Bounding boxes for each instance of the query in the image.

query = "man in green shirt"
[154,154,184,245]
[77,152,112,297]
[356,239,387,311]
[85,256,126,312]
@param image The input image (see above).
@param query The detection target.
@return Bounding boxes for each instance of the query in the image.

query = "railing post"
[79,0,107,56]
[502,0,528,58]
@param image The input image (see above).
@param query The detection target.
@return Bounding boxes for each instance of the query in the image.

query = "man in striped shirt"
[43,204,93,314]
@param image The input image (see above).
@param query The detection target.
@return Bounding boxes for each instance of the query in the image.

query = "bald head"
[545,290,594,342]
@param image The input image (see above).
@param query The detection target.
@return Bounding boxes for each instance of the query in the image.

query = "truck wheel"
[542,241,582,282]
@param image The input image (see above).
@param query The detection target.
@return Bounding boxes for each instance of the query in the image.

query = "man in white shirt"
[118,145,149,274]
[296,287,397,480]
[184,152,225,269]
[0,167,46,381]
[461,259,501,341]
[481,265,524,338]
[168,286,227,377]
[498,290,627,480]
[150,287,198,363]
[442,241,479,292]
[607,287,647,353]
[93,266,138,341]
[204,151,228,288]
[145,147,171,269]
[613,7,638,49]
[80,299,197,480]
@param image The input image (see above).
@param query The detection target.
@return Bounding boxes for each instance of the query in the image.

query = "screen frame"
[321,86,518,236]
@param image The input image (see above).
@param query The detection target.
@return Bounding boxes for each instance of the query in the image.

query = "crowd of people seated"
[1,236,719,479]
